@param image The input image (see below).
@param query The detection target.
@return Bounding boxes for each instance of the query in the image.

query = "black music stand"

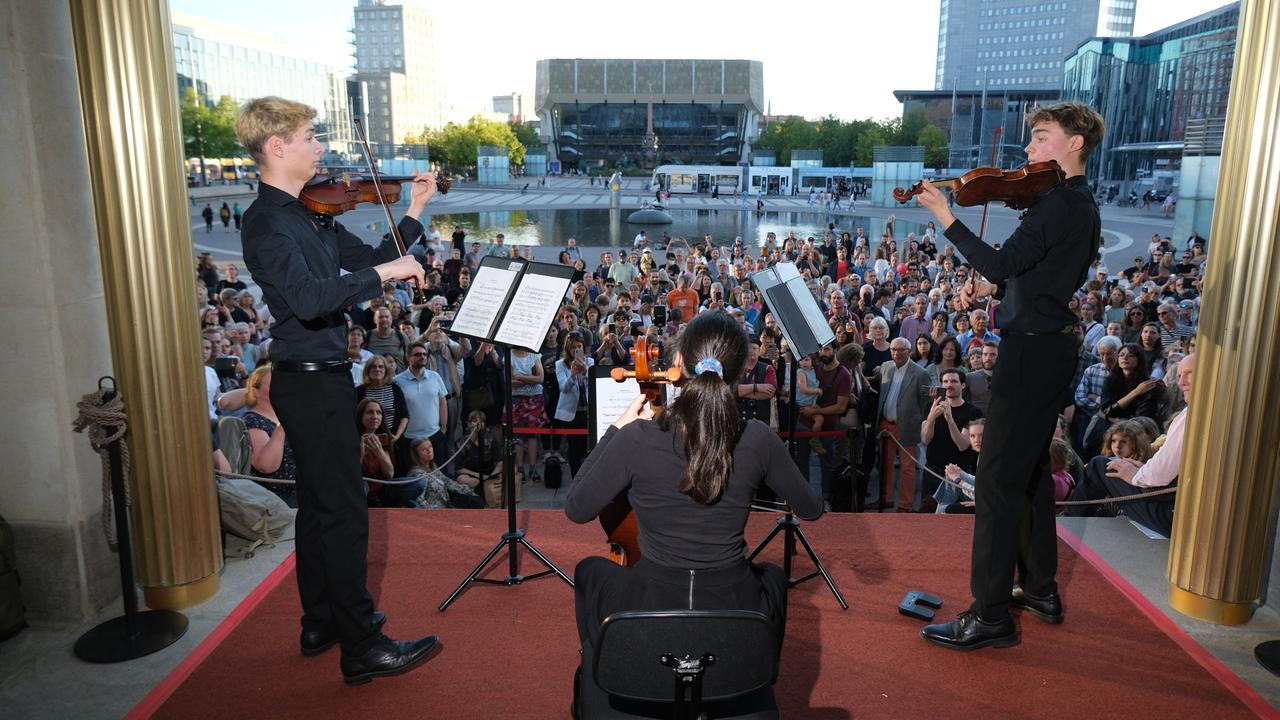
[746,264,848,609]
[438,257,576,611]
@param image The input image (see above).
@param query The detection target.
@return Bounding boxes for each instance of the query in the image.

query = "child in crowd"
[795,353,824,453]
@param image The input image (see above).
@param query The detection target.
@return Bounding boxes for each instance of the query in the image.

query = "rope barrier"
[72,388,131,549]
[874,429,1177,507]
[214,426,481,487]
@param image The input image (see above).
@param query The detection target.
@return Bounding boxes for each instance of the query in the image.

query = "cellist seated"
[564,311,821,662]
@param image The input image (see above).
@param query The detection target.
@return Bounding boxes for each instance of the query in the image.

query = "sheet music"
[591,377,676,442]
[494,271,572,351]
[593,377,643,442]
[450,262,520,340]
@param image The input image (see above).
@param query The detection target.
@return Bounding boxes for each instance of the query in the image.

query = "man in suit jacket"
[877,338,933,511]
[965,342,999,414]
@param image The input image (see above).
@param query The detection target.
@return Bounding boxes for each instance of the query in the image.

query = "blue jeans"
[791,421,836,498]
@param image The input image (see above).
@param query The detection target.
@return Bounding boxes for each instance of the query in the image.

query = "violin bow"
[352,116,423,301]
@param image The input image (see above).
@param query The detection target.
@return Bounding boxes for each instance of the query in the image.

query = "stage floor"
[115,511,1274,719]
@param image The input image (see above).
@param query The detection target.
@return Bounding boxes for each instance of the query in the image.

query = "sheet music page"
[450,262,520,340]
[593,377,643,442]
[592,379,676,442]
[494,271,572,351]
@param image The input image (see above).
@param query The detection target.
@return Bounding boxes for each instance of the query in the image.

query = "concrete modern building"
[1062,2,1239,188]
[934,0,1135,91]
[352,0,447,147]
[534,58,764,171]
[171,12,353,151]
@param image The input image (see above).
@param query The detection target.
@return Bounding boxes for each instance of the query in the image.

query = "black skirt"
[573,555,788,654]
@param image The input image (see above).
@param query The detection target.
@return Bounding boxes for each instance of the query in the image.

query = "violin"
[599,336,683,567]
[893,160,1064,211]
[300,172,451,217]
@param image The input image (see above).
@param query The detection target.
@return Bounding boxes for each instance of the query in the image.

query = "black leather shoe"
[300,611,386,656]
[341,633,442,685]
[921,611,1018,651]
[1011,585,1064,625]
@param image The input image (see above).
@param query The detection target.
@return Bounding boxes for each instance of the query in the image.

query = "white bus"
[651,164,746,194]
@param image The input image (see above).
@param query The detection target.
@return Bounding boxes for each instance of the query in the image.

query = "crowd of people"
[198,211,1203,533]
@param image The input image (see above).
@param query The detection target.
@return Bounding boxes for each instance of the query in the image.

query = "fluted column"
[1166,0,1280,624]
[68,0,222,608]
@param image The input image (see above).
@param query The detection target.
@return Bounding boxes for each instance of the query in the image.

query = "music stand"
[438,256,576,611]
[746,263,848,609]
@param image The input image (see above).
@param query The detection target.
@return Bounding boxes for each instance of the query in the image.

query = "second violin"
[893,160,1063,210]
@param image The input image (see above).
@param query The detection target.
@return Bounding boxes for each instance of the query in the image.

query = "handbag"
[464,385,495,411]
[482,471,522,508]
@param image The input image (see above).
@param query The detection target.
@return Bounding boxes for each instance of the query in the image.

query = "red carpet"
[130,511,1275,719]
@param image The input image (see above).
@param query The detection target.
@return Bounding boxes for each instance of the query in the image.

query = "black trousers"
[272,369,380,655]
[970,332,1077,621]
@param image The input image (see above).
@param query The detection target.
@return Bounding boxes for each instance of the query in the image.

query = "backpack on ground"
[543,455,562,489]
[215,477,294,558]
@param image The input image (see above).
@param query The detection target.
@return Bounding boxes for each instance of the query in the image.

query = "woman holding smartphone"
[554,331,594,476]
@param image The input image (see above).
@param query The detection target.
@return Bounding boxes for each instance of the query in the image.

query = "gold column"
[68,0,222,608]
[1167,0,1280,625]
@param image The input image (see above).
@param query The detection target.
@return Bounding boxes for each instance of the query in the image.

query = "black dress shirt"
[241,182,421,362]
[944,175,1101,334]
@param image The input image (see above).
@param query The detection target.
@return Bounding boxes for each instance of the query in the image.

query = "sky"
[171,0,1233,122]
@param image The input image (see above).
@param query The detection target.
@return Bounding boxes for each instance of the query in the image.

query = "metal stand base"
[1256,640,1280,677]
[438,346,572,612]
[74,610,188,663]
[439,529,572,611]
[748,513,848,610]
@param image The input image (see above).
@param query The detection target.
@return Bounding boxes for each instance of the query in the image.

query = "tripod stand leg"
[438,537,509,611]
[790,524,848,609]
[518,536,574,586]
[746,520,785,562]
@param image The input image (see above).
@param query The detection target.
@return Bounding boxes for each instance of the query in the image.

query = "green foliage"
[405,115,527,171]
[509,121,540,149]
[180,88,244,159]
[918,124,949,167]
[755,109,947,168]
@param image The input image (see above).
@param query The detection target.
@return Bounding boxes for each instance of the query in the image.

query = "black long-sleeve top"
[241,182,421,362]
[944,175,1100,334]
[565,419,822,569]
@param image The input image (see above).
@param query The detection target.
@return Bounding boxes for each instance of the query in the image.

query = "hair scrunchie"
[693,357,723,378]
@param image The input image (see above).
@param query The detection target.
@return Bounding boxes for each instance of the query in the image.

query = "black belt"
[1017,324,1076,336]
[274,359,353,373]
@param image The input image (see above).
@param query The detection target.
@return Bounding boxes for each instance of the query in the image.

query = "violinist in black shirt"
[237,96,442,684]
[914,102,1104,651]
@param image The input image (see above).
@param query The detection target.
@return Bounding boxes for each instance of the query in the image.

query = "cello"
[599,336,683,566]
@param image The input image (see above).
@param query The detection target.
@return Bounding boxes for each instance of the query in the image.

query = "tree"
[918,124,949,168]
[509,121,540,150]
[406,115,527,171]
[180,88,243,159]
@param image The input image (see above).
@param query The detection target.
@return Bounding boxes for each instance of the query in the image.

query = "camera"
[652,305,667,326]
[214,355,238,379]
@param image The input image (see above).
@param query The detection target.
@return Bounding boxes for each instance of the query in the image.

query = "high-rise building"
[493,93,532,123]
[934,1,1135,91]
[352,0,447,147]
[171,12,353,151]
[1063,3,1238,184]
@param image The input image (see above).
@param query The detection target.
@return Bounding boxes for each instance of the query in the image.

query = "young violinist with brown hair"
[236,96,442,685]
[913,102,1104,650]
[564,312,821,692]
